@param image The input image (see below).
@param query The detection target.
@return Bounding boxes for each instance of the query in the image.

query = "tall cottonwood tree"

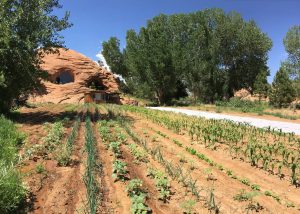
[0,0,71,113]
[102,9,272,104]
[102,37,127,77]
[283,26,300,97]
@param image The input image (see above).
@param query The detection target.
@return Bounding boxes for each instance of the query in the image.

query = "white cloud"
[96,51,111,71]
[95,50,126,82]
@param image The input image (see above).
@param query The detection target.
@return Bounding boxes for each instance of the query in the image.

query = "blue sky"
[55,0,300,82]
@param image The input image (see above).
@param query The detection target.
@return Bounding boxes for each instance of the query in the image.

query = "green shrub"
[0,116,26,213]
[54,145,71,166]
[215,97,266,113]
[0,115,25,164]
[0,163,27,213]
[43,121,64,151]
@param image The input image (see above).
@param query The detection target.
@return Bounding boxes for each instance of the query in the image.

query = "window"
[54,71,74,84]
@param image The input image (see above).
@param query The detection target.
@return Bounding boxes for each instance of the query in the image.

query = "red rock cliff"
[29,48,120,104]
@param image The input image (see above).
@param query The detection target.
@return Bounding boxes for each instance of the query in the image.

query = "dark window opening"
[88,80,106,90]
[55,71,74,84]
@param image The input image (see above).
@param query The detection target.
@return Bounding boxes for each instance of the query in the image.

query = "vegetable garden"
[2,103,300,213]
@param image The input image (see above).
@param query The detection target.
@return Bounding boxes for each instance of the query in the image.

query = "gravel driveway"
[148,107,300,135]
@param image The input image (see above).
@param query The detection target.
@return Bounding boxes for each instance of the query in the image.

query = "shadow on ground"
[9,110,78,126]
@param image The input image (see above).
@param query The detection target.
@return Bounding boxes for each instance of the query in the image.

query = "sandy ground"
[148,107,300,135]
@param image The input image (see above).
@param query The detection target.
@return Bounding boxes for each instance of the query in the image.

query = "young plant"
[126,179,144,197]
[35,163,46,174]
[180,199,196,214]
[126,179,150,213]
[109,141,122,157]
[54,144,71,166]
[112,160,128,181]
[43,121,64,151]
[147,167,171,202]
[207,188,220,213]
[234,189,259,202]
[128,143,149,163]
[130,193,149,214]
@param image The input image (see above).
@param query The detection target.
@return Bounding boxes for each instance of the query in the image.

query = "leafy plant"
[147,167,171,202]
[112,160,128,181]
[251,184,261,191]
[109,142,122,157]
[128,144,148,163]
[126,179,144,197]
[43,121,64,151]
[35,163,46,174]
[130,193,149,214]
[126,179,150,214]
[234,189,259,202]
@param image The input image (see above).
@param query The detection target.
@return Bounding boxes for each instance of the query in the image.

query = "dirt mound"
[29,48,120,104]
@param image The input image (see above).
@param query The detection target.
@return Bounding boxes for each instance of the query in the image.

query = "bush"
[0,163,27,213]
[215,97,266,113]
[0,116,26,213]
[0,115,25,164]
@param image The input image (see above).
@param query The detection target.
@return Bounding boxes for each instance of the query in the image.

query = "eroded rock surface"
[29,48,120,104]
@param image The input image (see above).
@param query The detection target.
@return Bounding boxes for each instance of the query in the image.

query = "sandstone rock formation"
[29,48,120,104]
[234,88,269,102]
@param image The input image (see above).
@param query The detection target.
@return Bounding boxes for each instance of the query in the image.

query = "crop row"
[98,119,151,213]
[104,104,300,211]
[150,124,300,210]
[118,105,300,187]
[84,115,100,214]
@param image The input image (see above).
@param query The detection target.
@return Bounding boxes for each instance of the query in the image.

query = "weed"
[246,202,264,213]
[180,199,196,214]
[35,163,46,174]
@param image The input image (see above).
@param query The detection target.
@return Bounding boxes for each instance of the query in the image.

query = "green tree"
[0,0,71,113]
[253,69,270,101]
[283,26,300,97]
[102,9,272,104]
[283,25,300,79]
[125,15,178,104]
[269,67,296,108]
[102,37,127,77]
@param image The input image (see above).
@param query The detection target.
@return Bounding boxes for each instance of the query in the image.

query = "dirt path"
[149,107,300,135]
